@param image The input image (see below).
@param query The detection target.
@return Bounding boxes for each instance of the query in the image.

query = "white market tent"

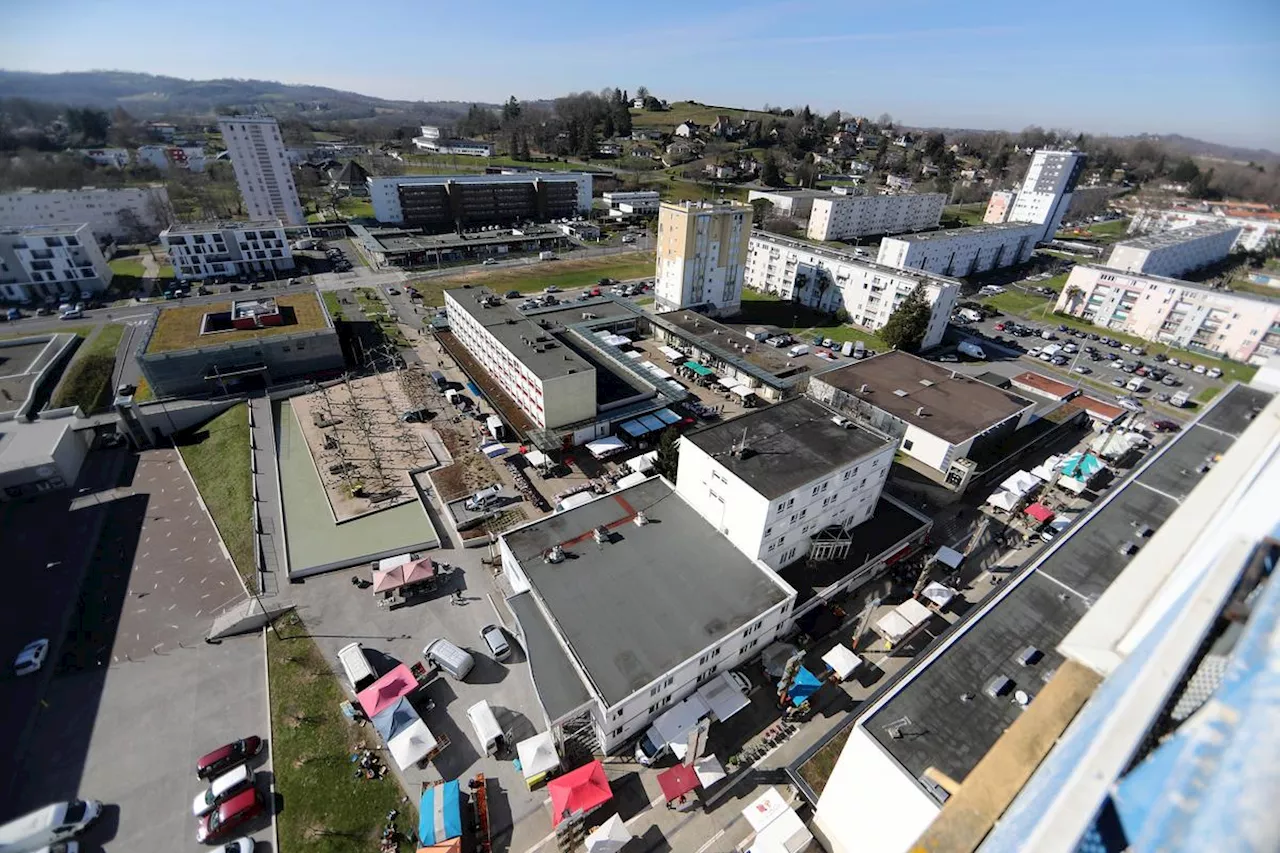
[986,489,1020,513]
[717,376,739,390]
[751,806,814,853]
[586,436,627,458]
[694,755,727,788]
[614,471,649,490]
[731,384,758,399]
[659,345,685,363]
[874,598,933,646]
[1000,470,1040,497]
[1059,475,1088,495]
[1030,454,1063,481]
[821,644,862,681]
[934,545,964,570]
[626,451,657,474]
[696,671,750,722]
[524,449,549,468]
[743,786,793,833]
[920,581,957,610]
[387,718,437,770]
[585,813,632,853]
[516,731,560,782]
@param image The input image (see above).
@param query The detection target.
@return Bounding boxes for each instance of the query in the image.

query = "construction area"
[290,369,440,522]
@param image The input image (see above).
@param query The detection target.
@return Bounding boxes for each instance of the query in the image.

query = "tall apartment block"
[217,116,305,226]
[1006,149,1086,242]
[806,191,945,242]
[654,201,750,316]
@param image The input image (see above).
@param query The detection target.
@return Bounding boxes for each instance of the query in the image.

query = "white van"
[423,638,475,680]
[0,801,102,852]
[787,344,810,358]
[337,642,376,693]
[1126,376,1146,393]
[466,700,506,756]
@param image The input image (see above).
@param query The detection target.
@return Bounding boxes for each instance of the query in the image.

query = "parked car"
[1073,366,1091,375]
[1207,367,1223,379]
[196,789,265,843]
[192,765,254,817]
[505,290,521,299]
[480,624,512,661]
[13,638,49,676]
[1152,419,1181,432]
[1111,377,1126,387]
[1193,364,1207,374]
[544,285,561,293]
[216,840,255,853]
[196,736,263,780]
[482,258,498,266]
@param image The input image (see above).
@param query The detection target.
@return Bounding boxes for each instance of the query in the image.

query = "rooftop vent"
[959,692,975,703]
[593,525,610,545]
[919,379,935,387]
[1118,541,1139,556]
[950,371,959,379]
[893,389,909,397]
[1132,522,1154,538]
[985,676,1015,698]
[545,545,565,564]
[1014,689,1032,707]
[915,406,927,417]
[634,510,649,527]
[1017,646,1043,666]
[859,383,869,393]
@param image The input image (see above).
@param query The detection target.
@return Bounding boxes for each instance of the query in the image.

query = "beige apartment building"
[654,201,750,316]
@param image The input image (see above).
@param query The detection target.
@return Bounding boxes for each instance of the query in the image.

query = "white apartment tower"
[217,116,306,226]
[655,201,750,317]
[1007,150,1086,242]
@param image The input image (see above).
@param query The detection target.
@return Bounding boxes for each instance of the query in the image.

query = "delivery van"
[635,692,711,766]
[466,700,506,756]
[337,642,376,693]
[423,637,475,680]
[0,801,102,852]
[787,344,810,358]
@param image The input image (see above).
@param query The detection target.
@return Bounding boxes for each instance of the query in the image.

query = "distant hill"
[1131,133,1277,165]
[0,69,477,124]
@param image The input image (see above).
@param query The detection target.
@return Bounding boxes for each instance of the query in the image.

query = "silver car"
[480,624,512,661]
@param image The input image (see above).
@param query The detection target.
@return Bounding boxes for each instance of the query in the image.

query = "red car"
[196,736,263,780]
[1152,420,1181,433]
[994,323,1006,331]
[197,788,264,843]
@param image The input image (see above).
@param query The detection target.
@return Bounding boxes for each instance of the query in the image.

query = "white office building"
[1105,222,1241,278]
[655,201,750,316]
[877,222,1041,277]
[746,189,832,222]
[983,189,1017,224]
[1127,206,1280,252]
[677,397,896,571]
[0,186,173,241]
[745,232,960,350]
[1006,149,1086,242]
[412,126,494,157]
[0,224,113,302]
[806,191,945,241]
[602,190,660,218]
[444,286,596,430]
[161,221,294,281]
[217,116,306,226]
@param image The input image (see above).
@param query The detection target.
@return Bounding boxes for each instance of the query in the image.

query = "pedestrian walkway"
[249,395,282,596]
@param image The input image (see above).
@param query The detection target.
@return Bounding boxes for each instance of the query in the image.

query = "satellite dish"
[1014,689,1031,706]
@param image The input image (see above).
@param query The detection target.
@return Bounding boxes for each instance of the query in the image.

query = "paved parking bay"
[10,449,273,853]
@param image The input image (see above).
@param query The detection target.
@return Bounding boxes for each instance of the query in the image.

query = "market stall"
[516,731,560,789]
[696,671,751,722]
[821,644,862,681]
[1024,503,1055,525]
[986,489,1020,513]
[657,763,701,810]
[419,780,463,846]
[919,581,957,612]
[388,718,438,770]
[694,755,727,788]
[357,665,418,718]
[787,667,823,706]
[743,787,814,853]
[873,599,934,649]
[548,761,612,826]
[585,814,632,853]
[586,436,628,459]
[371,696,419,742]
[371,557,440,603]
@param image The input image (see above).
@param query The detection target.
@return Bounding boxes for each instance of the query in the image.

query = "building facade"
[677,398,895,570]
[1127,206,1280,253]
[444,287,596,430]
[877,222,1041,276]
[136,144,208,173]
[161,221,295,281]
[1055,264,1280,363]
[0,224,113,303]
[412,126,494,157]
[217,116,306,226]
[1006,149,1086,242]
[367,173,592,231]
[746,189,830,222]
[983,190,1017,224]
[601,190,660,219]
[1105,222,1241,278]
[806,191,945,241]
[0,186,173,241]
[654,201,750,316]
[79,148,130,168]
[744,232,959,350]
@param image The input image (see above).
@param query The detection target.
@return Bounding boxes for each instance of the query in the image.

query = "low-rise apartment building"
[1104,222,1241,278]
[601,190,660,219]
[1128,206,1280,252]
[744,231,959,350]
[676,396,896,571]
[0,186,173,241]
[412,126,494,157]
[877,222,1041,276]
[444,286,596,430]
[1055,263,1280,363]
[161,221,294,281]
[654,201,750,316]
[806,191,945,241]
[746,189,832,222]
[0,224,113,303]
[367,172,592,231]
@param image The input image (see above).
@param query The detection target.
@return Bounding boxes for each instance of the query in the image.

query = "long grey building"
[368,172,592,231]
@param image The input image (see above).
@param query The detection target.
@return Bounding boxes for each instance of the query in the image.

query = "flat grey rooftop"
[508,592,592,722]
[750,188,842,200]
[444,286,594,382]
[683,397,892,499]
[889,222,1040,243]
[815,351,1034,444]
[1112,221,1240,251]
[164,220,281,234]
[861,382,1273,798]
[503,477,789,706]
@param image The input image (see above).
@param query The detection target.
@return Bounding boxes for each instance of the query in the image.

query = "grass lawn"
[336,197,375,219]
[1197,386,1222,404]
[1056,218,1131,243]
[268,614,411,852]
[942,203,987,227]
[51,323,125,414]
[147,293,328,354]
[322,290,345,320]
[981,288,1057,318]
[1225,278,1280,298]
[409,252,655,306]
[630,100,760,131]
[797,723,852,798]
[403,152,588,173]
[739,290,889,349]
[178,404,256,592]
[132,376,153,403]
[109,257,146,278]
[641,176,749,204]
[158,264,175,279]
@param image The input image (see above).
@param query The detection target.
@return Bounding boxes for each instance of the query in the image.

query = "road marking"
[697,829,726,853]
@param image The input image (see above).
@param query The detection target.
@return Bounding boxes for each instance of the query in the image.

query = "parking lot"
[10,448,273,853]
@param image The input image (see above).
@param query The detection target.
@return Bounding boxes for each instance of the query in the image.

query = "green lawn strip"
[942,204,987,227]
[1197,386,1222,403]
[50,323,125,414]
[132,376,154,403]
[797,723,852,798]
[1224,278,1280,298]
[177,404,256,592]
[322,291,345,320]
[739,290,888,349]
[336,197,375,219]
[409,254,655,306]
[268,614,412,852]
[109,257,146,277]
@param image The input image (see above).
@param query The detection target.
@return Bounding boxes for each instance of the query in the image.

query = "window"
[611,726,624,738]
[903,439,914,451]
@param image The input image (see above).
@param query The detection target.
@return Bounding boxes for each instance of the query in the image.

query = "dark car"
[196,736,263,780]
[197,788,265,843]
[505,290,521,299]
[1152,420,1181,433]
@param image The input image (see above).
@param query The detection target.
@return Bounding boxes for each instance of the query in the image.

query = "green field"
[630,100,760,131]
[1056,218,1131,243]
[177,404,256,592]
[335,197,375,219]
[108,256,145,278]
[403,152,592,173]
[739,290,889,350]
[268,614,411,853]
[408,252,655,306]
[942,203,987,227]
[50,323,125,414]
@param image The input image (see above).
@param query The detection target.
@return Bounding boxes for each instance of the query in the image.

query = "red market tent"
[402,557,436,584]
[357,664,417,718]
[657,763,700,803]
[1024,503,1055,524]
[548,760,612,826]
[372,565,406,593]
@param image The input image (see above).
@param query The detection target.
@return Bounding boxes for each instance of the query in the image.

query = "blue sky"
[3,0,1278,150]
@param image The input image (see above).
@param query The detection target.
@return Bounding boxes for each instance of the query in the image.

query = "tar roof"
[1112,221,1240,251]
[817,352,1034,444]
[507,591,592,721]
[445,286,594,381]
[144,292,330,354]
[164,220,282,234]
[683,397,892,499]
[655,311,842,387]
[860,382,1272,798]
[889,222,1040,243]
[503,477,789,707]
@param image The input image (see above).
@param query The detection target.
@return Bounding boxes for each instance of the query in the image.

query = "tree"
[750,198,775,225]
[636,86,649,100]
[501,96,522,124]
[655,427,681,482]
[760,155,785,187]
[879,286,932,352]
[1169,157,1200,183]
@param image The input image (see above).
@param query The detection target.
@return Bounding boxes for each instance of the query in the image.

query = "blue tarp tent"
[654,408,680,425]
[639,414,667,433]
[619,420,648,438]
[419,779,463,843]
[371,696,418,742]
[788,667,823,706]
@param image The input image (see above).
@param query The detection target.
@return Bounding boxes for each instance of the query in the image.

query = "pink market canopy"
[1025,503,1055,524]
[357,664,417,718]
[372,557,436,592]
